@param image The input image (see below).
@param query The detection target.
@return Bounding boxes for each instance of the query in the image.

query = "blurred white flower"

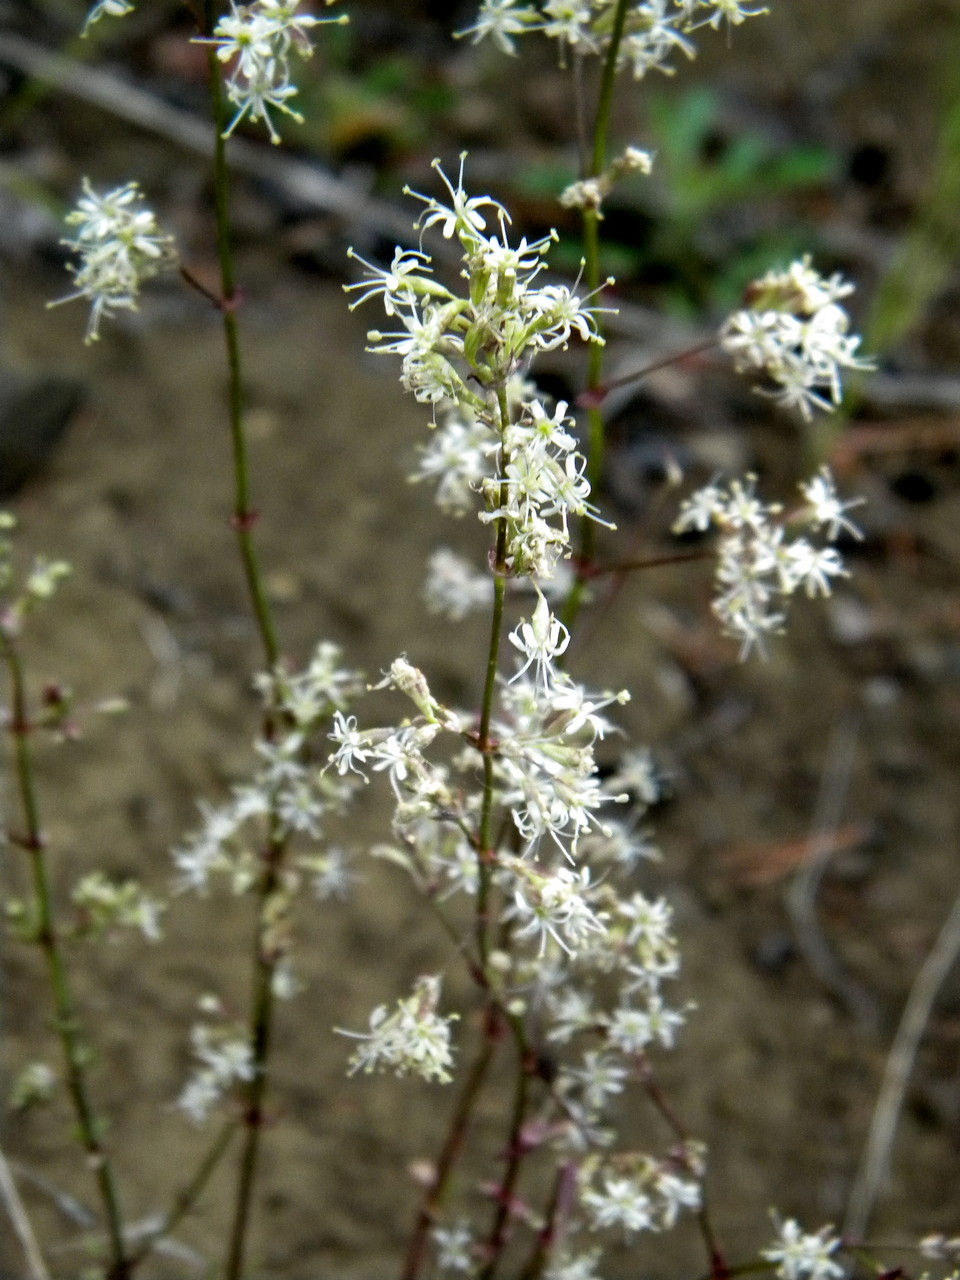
[763,1219,844,1280]
[52,180,176,343]
[176,1023,254,1124]
[83,0,135,32]
[339,975,458,1083]
[721,257,873,418]
[197,0,346,142]
[674,469,862,657]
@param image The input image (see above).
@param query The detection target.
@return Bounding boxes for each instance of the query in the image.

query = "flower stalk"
[568,0,631,624]
[204,37,280,671]
[1,630,130,1280]
[202,9,289,1273]
[400,1022,500,1280]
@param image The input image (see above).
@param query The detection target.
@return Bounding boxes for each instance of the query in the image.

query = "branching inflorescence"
[7,0,928,1278]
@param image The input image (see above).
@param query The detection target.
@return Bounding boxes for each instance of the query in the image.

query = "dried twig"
[844,885,960,1240]
[0,1143,51,1280]
[0,31,417,248]
[786,715,879,1029]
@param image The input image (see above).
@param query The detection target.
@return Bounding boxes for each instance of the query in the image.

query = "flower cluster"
[920,1235,960,1264]
[176,1018,255,1124]
[327,635,697,1259]
[347,156,612,579]
[721,257,874,419]
[578,1148,703,1237]
[173,642,364,897]
[339,975,459,1083]
[71,871,164,942]
[0,514,73,644]
[51,180,177,344]
[763,1218,845,1280]
[198,0,348,143]
[559,145,654,214]
[460,0,768,75]
[674,467,864,658]
[337,165,702,1271]
[9,1062,58,1111]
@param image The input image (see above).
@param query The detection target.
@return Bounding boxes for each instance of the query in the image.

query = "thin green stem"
[400,1021,500,1280]
[475,572,507,972]
[128,1119,238,1269]
[475,384,513,968]
[589,0,630,182]
[640,1060,725,1277]
[516,1163,576,1280]
[1,633,129,1280]
[578,337,720,408]
[567,0,631,628]
[205,44,280,672]
[597,548,715,577]
[223,857,282,1280]
[478,1047,531,1280]
[201,20,291,1277]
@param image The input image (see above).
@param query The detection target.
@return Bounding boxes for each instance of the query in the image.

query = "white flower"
[176,1023,254,1124]
[510,862,607,956]
[344,246,434,316]
[83,0,134,31]
[457,0,538,55]
[274,775,325,836]
[509,594,570,688]
[721,258,873,419]
[783,541,846,598]
[10,1062,57,1110]
[432,1219,476,1273]
[616,893,681,987]
[605,747,661,807]
[541,0,598,54]
[653,1169,701,1227]
[581,1174,654,1237]
[72,872,165,942]
[414,412,494,513]
[693,0,769,30]
[674,480,727,533]
[328,711,372,779]
[614,994,686,1050]
[545,987,597,1043]
[196,0,346,143]
[51,180,176,343]
[800,468,864,541]
[545,1251,604,1280]
[562,1050,628,1113]
[298,846,358,900]
[172,798,243,894]
[458,0,767,78]
[674,470,862,658]
[423,548,493,620]
[763,1219,845,1280]
[407,152,509,243]
[620,2,697,79]
[606,1005,654,1054]
[339,975,458,1083]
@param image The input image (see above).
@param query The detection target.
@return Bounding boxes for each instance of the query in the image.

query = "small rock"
[0,370,87,497]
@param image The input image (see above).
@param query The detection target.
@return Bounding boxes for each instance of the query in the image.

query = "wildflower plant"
[3,1,952,1280]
